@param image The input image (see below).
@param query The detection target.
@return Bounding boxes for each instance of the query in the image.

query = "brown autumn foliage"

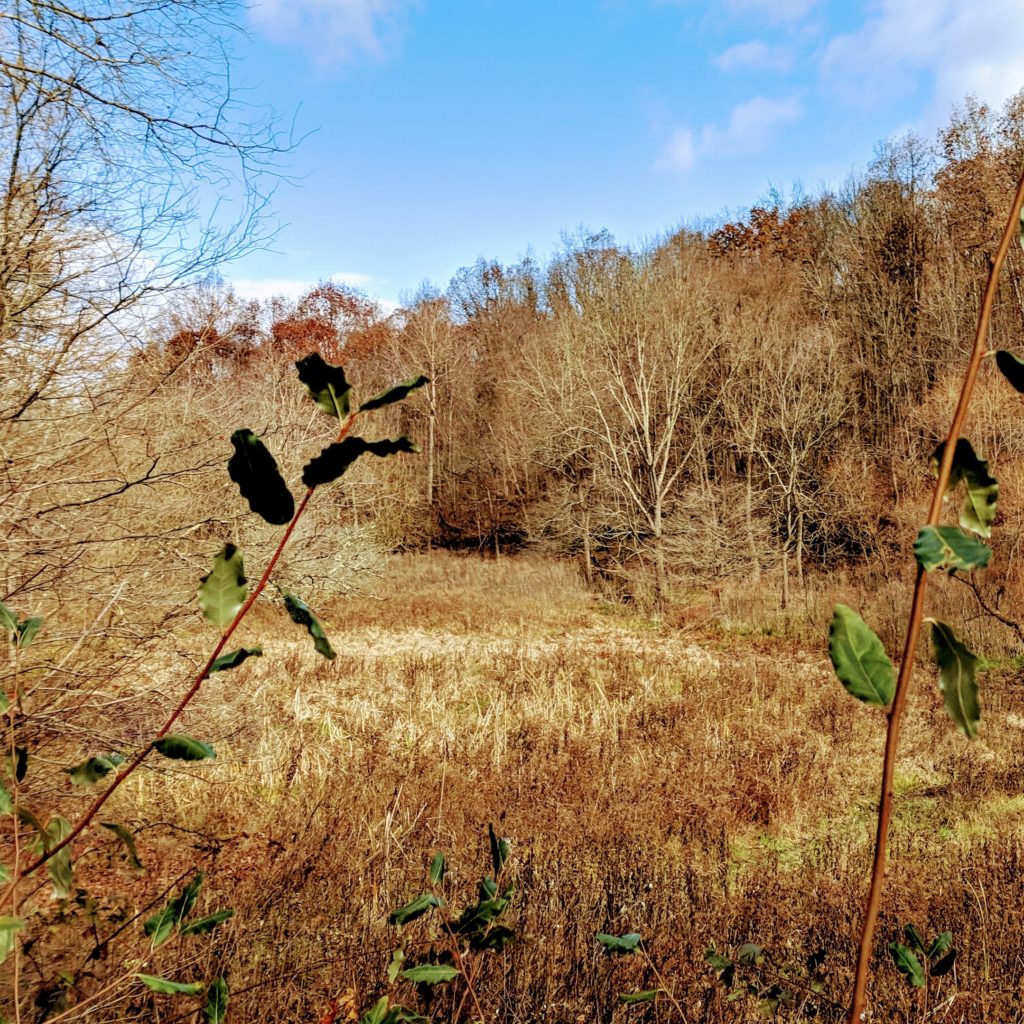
[6,91,1024,1023]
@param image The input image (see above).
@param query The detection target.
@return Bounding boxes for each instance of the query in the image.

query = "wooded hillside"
[8,95,1024,619]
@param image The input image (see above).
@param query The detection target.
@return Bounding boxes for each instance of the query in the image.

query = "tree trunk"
[652,500,667,609]
[581,509,593,585]
[745,456,760,580]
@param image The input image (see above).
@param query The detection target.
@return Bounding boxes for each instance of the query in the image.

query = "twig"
[848,166,1024,1023]
[5,412,357,890]
[952,572,1024,645]
[642,950,689,1022]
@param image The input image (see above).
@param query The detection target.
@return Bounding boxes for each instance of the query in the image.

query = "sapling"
[830,167,1024,1022]
[0,353,426,1021]
[360,824,515,1024]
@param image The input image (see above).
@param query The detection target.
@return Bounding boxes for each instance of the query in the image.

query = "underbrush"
[18,552,1023,1022]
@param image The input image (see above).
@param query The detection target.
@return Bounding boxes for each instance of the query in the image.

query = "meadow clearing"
[52,550,1021,1024]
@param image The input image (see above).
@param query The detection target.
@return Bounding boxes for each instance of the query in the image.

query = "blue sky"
[225,1,1024,308]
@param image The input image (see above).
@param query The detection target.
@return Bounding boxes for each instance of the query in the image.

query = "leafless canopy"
[0,0,284,420]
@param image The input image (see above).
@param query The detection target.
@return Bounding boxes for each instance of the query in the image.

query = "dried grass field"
[39,551,1023,1024]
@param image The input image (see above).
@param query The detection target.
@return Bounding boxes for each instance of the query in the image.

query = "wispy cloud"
[724,0,817,21]
[658,95,803,173]
[822,0,1024,124]
[715,39,792,73]
[248,0,417,66]
[658,0,817,24]
[230,271,379,303]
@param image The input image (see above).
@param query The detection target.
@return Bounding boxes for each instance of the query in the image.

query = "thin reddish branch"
[11,411,357,886]
[848,167,1024,1023]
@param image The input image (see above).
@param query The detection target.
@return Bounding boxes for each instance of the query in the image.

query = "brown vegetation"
[14,553,1024,1022]
[5,44,1024,1022]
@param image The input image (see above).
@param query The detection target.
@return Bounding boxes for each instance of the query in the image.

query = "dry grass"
[7,552,1024,1023]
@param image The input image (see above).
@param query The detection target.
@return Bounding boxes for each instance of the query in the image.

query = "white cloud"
[723,0,817,23]
[659,0,817,24]
[228,270,380,301]
[248,0,416,65]
[822,0,1024,123]
[658,95,803,173]
[715,40,792,73]
[659,128,697,172]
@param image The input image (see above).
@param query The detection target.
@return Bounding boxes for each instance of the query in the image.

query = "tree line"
[7,93,1024,617]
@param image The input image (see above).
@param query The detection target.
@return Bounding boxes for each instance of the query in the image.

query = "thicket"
[17,95,1022,620]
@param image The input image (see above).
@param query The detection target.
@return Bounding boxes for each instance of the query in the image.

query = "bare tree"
[1,2,276,400]
[534,235,721,605]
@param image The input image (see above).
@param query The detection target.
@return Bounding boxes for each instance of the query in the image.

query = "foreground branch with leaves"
[829,166,1024,1022]
[0,354,426,1021]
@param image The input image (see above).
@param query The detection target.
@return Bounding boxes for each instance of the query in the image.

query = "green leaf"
[143,910,174,947]
[705,948,731,972]
[295,353,352,418]
[738,943,764,966]
[0,690,7,714]
[388,892,441,926]
[360,375,429,412]
[208,647,263,675]
[302,436,419,489]
[399,964,458,985]
[932,621,981,739]
[360,996,390,1024]
[619,990,661,1005]
[145,873,203,946]
[16,806,46,852]
[828,604,895,707]
[171,873,203,918]
[0,917,24,966]
[931,947,957,976]
[15,618,42,648]
[488,823,510,877]
[67,754,124,787]
[100,822,143,870]
[596,932,642,955]
[455,897,509,934]
[889,942,925,987]
[46,816,72,899]
[0,779,10,816]
[203,977,228,1024]
[996,350,1024,392]
[153,735,216,761]
[283,594,336,661]
[933,439,999,537]
[428,852,445,886]
[903,924,925,954]
[137,975,205,996]
[384,1008,428,1024]
[228,429,295,525]
[471,924,515,952]
[927,931,953,959]
[387,947,405,984]
[180,908,234,936]
[914,526,991,573]
[198,544,247,627]
[0,605,39,648]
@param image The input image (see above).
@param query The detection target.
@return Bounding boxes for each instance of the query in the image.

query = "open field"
[28,552,1023,1023]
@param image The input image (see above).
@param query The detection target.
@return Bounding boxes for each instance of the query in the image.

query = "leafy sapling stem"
[843,165,1024,1023]
[10,437,330,884]
[10,363,425,889]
